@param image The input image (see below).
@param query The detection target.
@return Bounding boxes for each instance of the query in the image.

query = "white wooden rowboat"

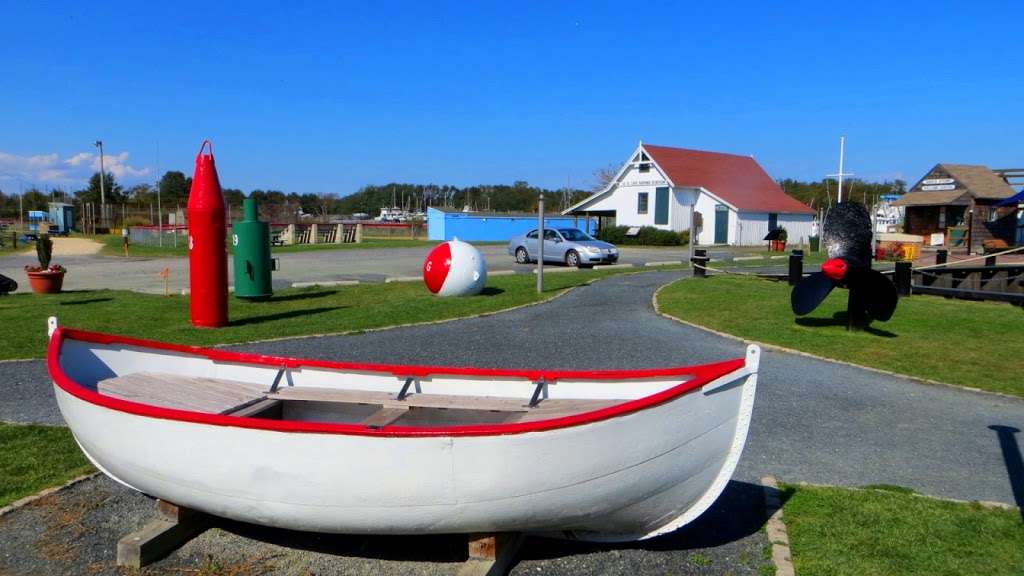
[47,317,759,541]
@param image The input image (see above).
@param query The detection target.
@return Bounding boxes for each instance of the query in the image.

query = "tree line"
[0,169,908,223]
[778,178,907,211]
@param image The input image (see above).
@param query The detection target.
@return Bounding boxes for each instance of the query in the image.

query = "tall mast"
[827,135,854,204]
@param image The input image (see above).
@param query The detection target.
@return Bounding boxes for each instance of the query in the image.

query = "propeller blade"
[791,272,836,316]
[848,268,899,321]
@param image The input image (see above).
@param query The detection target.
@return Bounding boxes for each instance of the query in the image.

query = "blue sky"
[1,1,1021,195]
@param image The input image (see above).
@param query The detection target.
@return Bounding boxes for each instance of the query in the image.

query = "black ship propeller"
[791,202,898,328]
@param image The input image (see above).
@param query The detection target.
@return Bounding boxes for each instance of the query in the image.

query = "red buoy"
[187,140,228,327]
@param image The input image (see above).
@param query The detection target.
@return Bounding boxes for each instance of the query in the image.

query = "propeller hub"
[822,258,848,281]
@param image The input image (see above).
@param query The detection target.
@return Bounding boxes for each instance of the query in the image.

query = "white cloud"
[0,150,151,188]
[65,152,92,167]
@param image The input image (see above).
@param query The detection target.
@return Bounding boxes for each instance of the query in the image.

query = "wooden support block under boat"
[458,533,525,576]
[116,500,211,569]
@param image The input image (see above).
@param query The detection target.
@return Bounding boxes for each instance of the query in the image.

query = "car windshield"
[558,229,594,241]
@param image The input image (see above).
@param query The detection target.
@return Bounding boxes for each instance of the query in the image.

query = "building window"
[638,163,651,173]
[638,192,649,214]
[768,213,778,230]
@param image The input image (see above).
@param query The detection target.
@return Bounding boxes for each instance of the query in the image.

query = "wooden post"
[692,248,709,278]
[335,224,344,244]
[936,249,947,266]
[788,250,803,286]
[355,223,363,243]
[116,500,211,569]
[894,261,912,296]
[457,533,524,576]
[966,206,975,254]
[309,223,319,244]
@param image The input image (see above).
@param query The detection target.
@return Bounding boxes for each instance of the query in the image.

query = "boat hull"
[51,330,757,541]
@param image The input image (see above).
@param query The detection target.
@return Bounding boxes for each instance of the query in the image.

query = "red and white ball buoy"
[423,238,487,296]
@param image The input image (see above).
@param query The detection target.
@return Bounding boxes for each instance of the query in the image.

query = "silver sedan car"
[507,228,619,268]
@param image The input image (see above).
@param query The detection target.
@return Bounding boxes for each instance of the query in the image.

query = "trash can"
[809,235,820,252]
[232,198,273,299]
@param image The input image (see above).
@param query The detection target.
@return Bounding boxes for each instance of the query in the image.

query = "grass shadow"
[229,306,344,327]
[59,298,114,306]
[265,290,337,303]
[479,287,505,296]
[795,311,898,338]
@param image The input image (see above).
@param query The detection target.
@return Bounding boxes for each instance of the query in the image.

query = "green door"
[714,204,728,244]
[654,187,669,225]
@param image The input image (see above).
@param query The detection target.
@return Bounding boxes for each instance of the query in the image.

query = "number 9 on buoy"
[423,238,487,296]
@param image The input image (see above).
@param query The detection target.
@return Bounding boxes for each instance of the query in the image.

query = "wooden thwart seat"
[98,372,623,425]
[99,372,268,414]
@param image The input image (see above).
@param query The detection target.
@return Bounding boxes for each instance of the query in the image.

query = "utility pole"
[156,140,163,246]
[94,140,106,227]
[537,193,544,294]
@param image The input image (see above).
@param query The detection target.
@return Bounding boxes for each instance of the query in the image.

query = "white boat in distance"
[48,318,759,542]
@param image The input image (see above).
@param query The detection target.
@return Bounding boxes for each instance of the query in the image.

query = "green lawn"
[782,483,1024,576]
[722,251,829,269]
[97,235,451,258]
[656,275,1024,396]
[0,423,93,508]
[0,267,660,360]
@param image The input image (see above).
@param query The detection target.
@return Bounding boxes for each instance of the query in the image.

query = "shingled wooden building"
[893,164,1017,251]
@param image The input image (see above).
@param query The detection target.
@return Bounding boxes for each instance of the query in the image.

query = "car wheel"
[565,250,581,268]
[515,247,530,264]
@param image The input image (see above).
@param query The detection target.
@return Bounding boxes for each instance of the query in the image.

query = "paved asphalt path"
[0,244,692,294]
[7,269,1024,505]
[227,270,1024,505]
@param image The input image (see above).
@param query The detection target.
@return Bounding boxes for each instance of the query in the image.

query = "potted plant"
[770,227,788,251]
[24,234,65,294]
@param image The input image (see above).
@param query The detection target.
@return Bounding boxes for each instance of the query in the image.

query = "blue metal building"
[427,207,595,241]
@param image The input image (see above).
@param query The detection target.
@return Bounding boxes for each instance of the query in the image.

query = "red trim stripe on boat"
[48,327,746,438]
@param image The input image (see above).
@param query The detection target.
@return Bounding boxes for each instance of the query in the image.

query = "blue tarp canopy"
[996,189,1024,206]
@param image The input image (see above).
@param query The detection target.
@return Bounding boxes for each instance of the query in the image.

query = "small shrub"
[597,225,687,246]
[124,216,151,227]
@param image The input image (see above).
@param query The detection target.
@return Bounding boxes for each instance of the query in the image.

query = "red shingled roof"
[643,144,814,214]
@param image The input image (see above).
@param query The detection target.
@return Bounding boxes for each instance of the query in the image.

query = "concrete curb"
[761,476,795,576]
[791,480,1021,511]
[650,278,1024,403]
[0,471,100,518]
[644,261,681,267]
[384,276,422,283]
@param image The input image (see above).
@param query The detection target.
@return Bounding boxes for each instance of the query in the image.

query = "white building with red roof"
[564,143,816,246]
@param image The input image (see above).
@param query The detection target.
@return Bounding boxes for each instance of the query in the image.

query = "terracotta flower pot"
[26,270,65,294]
